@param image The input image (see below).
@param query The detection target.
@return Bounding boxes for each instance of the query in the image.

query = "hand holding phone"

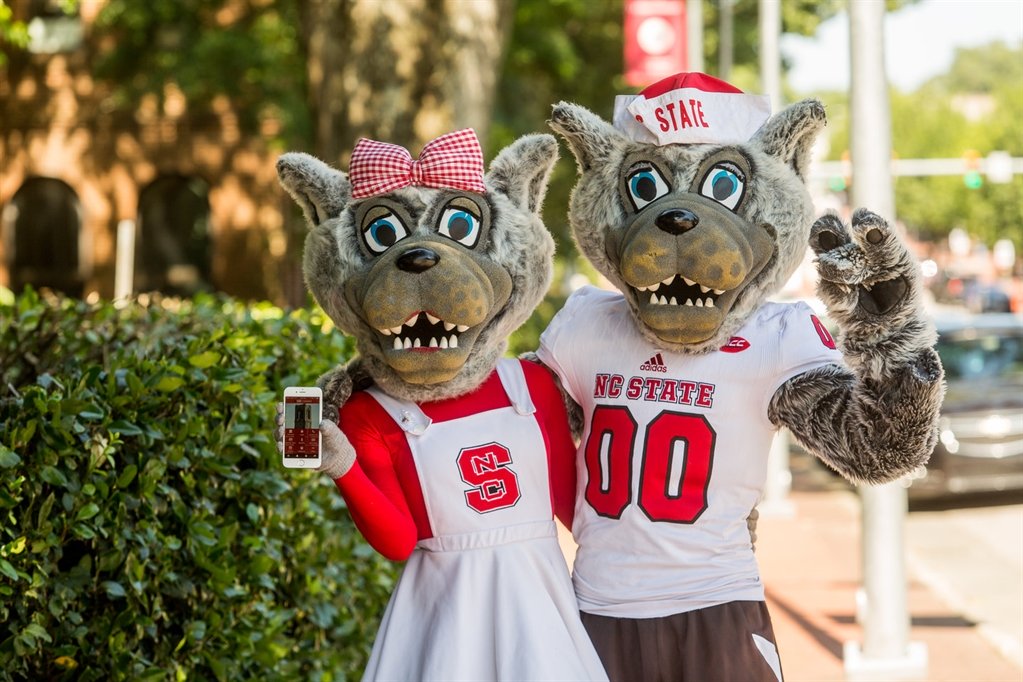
[281,386,323,468]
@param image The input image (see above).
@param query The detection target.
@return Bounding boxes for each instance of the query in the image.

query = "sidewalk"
[757,488,1022,682]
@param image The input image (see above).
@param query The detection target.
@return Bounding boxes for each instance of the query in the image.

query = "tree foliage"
[820,42,1022,250]
[90,0,309,147]
[0,1,30,66]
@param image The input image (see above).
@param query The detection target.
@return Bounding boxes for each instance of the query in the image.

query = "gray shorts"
[581,600,783,682]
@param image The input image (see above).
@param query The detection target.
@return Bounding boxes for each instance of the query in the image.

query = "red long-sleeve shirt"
[333,360,577,561]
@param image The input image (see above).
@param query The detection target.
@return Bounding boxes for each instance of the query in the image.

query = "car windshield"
[937,329,1023,381]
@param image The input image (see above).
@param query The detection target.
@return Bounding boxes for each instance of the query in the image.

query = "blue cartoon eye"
[438,206,481,248]
[699,163,746,211]
[363,212,409,254]
[626,164,671,211]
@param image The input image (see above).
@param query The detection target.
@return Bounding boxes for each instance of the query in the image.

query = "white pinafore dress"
[361,359,607,681]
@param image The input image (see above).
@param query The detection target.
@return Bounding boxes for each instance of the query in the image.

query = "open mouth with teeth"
[378,312,471,351]
[634,274,726,308]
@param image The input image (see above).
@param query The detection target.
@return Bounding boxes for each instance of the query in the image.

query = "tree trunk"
[298,0,515,165]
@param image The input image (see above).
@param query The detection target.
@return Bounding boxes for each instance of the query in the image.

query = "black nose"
[396,247,440,273]
[655,208,699,235]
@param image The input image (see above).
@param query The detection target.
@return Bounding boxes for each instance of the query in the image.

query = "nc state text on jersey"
[593,373,716,408]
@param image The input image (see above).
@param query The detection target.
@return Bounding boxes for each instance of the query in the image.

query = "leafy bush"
[0,288,397,681]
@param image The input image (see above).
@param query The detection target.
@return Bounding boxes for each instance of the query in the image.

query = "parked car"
[907,312,1023,501]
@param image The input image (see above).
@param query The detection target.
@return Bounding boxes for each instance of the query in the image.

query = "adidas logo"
[640,353,668,373]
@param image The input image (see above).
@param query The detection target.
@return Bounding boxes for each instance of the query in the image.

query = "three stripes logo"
[640,353,668,373]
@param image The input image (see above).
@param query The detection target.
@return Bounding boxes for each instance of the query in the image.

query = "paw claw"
[810,214,849,254]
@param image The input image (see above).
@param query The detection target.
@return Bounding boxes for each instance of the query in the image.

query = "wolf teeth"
[637,275,726,297]
[383,313,472,341]
[645,294,719,308]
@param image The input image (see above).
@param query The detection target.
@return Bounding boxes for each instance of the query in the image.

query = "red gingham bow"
[348,129,487,199]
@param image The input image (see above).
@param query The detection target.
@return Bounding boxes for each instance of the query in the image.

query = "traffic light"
[963,149,983,189]
[828,149,851,192]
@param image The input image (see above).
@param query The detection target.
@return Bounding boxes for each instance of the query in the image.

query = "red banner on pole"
[624,0,687,87]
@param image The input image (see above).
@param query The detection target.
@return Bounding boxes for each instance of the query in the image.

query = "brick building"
[0,0,302,303]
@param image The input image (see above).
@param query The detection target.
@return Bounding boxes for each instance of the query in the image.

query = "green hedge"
[0,288,397,681]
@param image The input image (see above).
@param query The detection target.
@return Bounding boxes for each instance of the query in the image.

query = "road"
[905,501,1023,669]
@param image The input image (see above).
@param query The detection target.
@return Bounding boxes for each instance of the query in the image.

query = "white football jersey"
[537,286,843,618]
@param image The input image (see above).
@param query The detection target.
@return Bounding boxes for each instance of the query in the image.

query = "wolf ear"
[486,134,559,215]
[751,99,827,181]
[548,101,623,174]
[276,152,351,226]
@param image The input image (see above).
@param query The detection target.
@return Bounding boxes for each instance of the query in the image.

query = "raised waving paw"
[811,208,938,378]
[810,208,922,323]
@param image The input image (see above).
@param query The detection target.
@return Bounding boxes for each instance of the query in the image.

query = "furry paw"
[811,209,913,320]
[316,363,355,423]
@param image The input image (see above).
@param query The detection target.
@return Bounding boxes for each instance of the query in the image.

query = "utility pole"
[718,0,733,80]
[687,0,704,73]
[844,2,927,678]
[758,0,793,516]
[758,0,782,110]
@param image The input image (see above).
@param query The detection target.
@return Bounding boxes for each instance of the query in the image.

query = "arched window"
[3,177,84,296]
[135,175,212,296]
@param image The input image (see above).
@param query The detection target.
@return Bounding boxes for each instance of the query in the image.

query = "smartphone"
[282,386,323,468]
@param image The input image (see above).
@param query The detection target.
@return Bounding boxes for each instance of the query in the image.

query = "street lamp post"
[844,2,927,679]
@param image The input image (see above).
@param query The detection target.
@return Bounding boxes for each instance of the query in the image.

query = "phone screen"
[283,395,321,459]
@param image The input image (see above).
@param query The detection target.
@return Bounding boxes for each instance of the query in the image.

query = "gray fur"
[550,101,944,485]
[279,134,559,407]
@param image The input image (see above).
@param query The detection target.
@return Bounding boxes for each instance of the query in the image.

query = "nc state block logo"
[456,442,521,513]
[720,336,750,353]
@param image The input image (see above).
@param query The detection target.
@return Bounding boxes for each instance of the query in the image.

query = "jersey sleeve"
[536,286,592,405]
[334,394,419,561]
[521,360,578,531]
[765,302,845,418]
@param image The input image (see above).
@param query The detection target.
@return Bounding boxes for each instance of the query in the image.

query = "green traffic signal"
[828,176,847,192]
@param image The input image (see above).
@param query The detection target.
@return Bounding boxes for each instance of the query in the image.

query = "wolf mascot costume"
[533,73,945,681]
[275,130,607,681]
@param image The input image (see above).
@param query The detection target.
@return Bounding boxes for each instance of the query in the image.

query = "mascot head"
[549,73,827,353]
[277,130,559,402]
